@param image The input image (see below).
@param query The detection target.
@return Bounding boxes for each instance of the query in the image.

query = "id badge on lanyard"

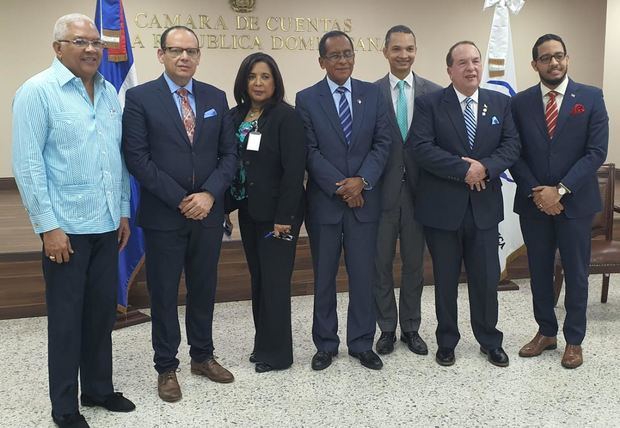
[247,121,261,151]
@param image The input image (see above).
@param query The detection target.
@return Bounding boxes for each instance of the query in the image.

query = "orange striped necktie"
[545,90,558,139]
[177,88,195,142]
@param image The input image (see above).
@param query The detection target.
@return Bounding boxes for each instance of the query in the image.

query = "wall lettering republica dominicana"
[131,1,383,52]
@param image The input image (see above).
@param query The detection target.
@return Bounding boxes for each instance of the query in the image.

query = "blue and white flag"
[481,0,525,275]
[95,0,143,310]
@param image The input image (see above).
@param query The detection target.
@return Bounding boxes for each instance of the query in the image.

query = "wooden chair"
[554,163,620,304]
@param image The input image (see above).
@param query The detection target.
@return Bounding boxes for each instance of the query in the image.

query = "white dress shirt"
[454,87,479,128]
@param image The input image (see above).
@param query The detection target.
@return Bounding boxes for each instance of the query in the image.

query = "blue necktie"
[336,86,352,144]
[463,97,476,149]
[396,80,408,141]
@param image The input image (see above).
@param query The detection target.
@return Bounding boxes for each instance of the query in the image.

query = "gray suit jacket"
[375,73,441,211]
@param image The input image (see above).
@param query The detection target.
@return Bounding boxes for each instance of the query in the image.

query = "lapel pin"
[571,93,576,98]
[482,103,488,116]
[357,99,362,104]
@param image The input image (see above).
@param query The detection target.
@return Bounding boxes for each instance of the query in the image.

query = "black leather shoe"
[435,347,455,366]
[401,331,429,355]
[255,362,273,373]
[480,346,509,367]
[311,350,337,370]
[376,331,396,355]
[249,352,258,363]
[348,350,383,370]
[52,412,90,428]
[81,392,136,412]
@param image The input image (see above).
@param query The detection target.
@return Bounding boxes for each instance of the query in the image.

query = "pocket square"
[491,116,500,125]
[570,103,585,116]
[204,108,217,118]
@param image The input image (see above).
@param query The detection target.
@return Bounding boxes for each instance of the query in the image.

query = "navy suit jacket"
[122,75,237,230]
[295,77,391,224]
[510,79,608,219]
[409,85,521,231]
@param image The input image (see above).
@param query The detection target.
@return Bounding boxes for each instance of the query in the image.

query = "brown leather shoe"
[191,358,234,383]
[561,344,583,369]
[518,332,557,357]
[157,370,182,402]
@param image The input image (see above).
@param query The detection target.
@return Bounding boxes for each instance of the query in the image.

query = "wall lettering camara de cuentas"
[132,13,383,51]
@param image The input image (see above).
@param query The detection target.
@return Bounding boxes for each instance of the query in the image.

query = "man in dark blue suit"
[511,34,608,369]
[296,30,391,371]
[409,41,520,367]
[122,26,237,401]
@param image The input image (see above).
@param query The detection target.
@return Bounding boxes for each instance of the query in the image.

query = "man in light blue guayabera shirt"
[12,13,135,428]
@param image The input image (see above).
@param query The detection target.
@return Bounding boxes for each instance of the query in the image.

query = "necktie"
[463,97,476,150]
[336,86,352,144]
[177,88,195,142]
[545,90,558,139]
[396,80,408,141]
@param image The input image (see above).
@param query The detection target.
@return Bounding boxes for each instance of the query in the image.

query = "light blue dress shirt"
[12,58,130,234]
[326,76,353,119]
[163,72,196,116]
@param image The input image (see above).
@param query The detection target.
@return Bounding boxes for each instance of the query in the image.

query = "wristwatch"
[360,177,370,188]
[557,184,567,196]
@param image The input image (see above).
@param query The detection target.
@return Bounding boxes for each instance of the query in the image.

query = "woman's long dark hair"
[233,52,287,119]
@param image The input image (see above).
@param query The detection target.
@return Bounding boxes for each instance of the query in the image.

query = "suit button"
[249,182,254,186]
[244,160,250,166]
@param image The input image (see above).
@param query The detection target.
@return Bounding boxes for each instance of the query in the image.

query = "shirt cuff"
[29,210,60,234]
[121,201,131,218]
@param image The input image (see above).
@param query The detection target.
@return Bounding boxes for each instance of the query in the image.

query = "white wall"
[604,0,619,165]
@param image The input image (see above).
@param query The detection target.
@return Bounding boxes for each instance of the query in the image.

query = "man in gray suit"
[373,25,441,356]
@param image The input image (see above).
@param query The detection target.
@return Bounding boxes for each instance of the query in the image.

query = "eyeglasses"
[164,47,200,59]
[537,52,566,64]
[323,51,355,62]
[264,231,295,241]
[57,38,106,49]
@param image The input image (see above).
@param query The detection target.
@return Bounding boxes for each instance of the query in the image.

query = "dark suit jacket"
[409,85,521,231]
[295,77,392,224]
[229,102,306,225]
[375,73,441,211]
[122,75,237,230]
[510,79,609,219]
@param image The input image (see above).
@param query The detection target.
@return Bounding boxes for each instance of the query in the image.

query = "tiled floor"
[1,277,618,427]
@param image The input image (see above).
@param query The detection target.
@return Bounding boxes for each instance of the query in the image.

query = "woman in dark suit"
[227,52,306,372]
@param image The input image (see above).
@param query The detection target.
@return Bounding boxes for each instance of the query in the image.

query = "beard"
[540,68,567,87]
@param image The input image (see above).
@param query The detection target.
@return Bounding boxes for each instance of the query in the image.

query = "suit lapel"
[192,80,208,146]
[409,73,426,141]
[527,85,549,141]
[350,79,366,147]
[380,75,402,142]
[442,86,470,152]
[473,89,490,155]
[553,79,578,141]
[318,79,347,146]
[157,75,192,146]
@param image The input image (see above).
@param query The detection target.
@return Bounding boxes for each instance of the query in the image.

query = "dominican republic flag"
[95,0,144,310]
[480,0,525,276]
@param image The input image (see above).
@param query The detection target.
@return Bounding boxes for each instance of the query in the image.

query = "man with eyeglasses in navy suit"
[122,25,237,402]
[510,34,608,369]
[296,30,392,372]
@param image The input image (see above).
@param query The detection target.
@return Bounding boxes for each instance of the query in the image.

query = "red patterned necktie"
[177,88,195,142]
[545,90,558,139]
